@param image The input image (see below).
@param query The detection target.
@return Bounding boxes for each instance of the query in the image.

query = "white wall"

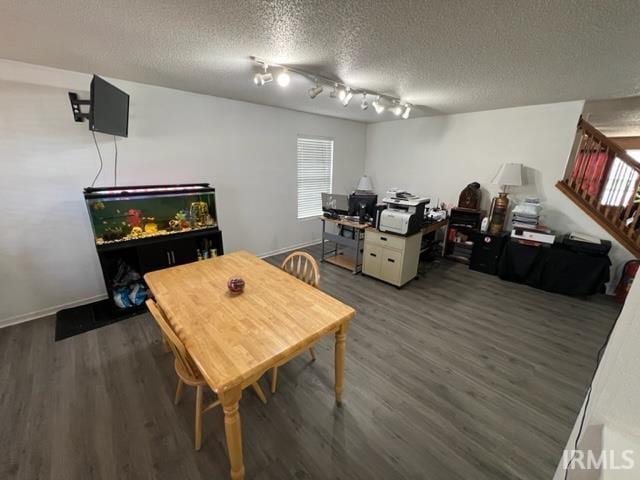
[0,60,366,326]
[365,101,634,289]
[553,271,640,479]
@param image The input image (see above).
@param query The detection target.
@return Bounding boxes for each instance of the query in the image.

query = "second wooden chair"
[271,251,321,393]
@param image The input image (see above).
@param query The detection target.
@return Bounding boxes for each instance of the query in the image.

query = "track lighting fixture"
[360,94,369,110]
[308,81,323,99]
[249,56,423,118]
[276,69,290,87]
[342,88,353,106]
[390,101,403,116]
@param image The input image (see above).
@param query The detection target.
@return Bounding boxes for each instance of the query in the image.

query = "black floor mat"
[55,299,146,341]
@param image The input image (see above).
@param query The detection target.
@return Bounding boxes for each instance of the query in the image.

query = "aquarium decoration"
[190,201,214,227]
[127,209,142,227]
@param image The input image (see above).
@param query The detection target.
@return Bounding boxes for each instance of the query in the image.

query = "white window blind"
[297,136,334,219]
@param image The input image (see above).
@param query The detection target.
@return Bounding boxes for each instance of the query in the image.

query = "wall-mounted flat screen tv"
[90,75,129,137]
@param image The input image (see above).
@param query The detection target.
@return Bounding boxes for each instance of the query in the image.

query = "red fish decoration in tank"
[127,209,143,227]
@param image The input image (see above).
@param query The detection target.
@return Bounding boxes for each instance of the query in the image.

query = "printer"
[378,193,430,236]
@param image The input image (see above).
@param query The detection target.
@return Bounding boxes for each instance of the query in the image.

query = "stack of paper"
[512,198,542,229]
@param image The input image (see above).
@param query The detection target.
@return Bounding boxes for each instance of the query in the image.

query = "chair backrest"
[146,299,200,379]
[281,251,320,287]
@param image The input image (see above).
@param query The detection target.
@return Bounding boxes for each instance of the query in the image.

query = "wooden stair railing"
[556,118,640,257]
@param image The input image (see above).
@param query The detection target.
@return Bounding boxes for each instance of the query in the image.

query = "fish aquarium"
[83,184,218,247]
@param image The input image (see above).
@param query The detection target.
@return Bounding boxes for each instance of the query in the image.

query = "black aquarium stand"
[56,228,223,341]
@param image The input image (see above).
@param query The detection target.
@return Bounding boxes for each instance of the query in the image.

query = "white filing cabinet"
[362,229,421,287]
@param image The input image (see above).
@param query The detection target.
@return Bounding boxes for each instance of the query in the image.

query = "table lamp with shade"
[488,163,523,234]
[356,174,373,193]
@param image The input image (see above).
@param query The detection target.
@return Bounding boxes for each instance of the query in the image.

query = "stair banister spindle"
[569,131,588,188]
[621,175,640,227]
[620,165,637,207]
[595,143,611,203]
[602,149,618,205]
[613,163,635,222]
[583,137,604,202]
[574,134,595,194]
[593,146,612,207]
[603,156,624,207]
[626,205,640,240]
[565,127,586,183]
[603,156,626,218]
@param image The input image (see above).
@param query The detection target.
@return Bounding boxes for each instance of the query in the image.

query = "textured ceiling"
[584,96,640,137]
[1,0,640,123]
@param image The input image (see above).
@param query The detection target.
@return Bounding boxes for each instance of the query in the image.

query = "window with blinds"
[297,136,334,219]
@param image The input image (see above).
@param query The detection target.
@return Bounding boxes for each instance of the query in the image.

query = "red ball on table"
[227,277,245,294]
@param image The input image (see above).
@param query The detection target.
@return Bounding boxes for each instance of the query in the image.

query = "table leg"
[354,231,361,274]
[335,322,349,406]
[221,387,245,480]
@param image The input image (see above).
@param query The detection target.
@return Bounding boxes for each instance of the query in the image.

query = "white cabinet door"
[380,248,403,286]
[363,243,383,278]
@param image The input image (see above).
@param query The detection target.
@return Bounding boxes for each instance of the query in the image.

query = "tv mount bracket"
[68,92,90,122]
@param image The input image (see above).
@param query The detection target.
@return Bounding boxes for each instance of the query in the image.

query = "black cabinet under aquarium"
[56,183,224,340]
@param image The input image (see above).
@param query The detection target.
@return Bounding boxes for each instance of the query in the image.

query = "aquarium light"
[93,185,206,195]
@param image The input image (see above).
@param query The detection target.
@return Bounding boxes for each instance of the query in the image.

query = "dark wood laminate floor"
[0,246,620,480]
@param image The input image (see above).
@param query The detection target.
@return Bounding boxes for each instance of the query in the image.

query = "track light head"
[361,94,369,110]
[253,71,273,86]
[253,64,273,86]
[390,101,403,116]
[402,104,412,119]
[372,96,385,114]
[309,82,323,99]
[337,86,347,101]
[276,69,290,87]
[342,88,353,106]
[330,84,338,99]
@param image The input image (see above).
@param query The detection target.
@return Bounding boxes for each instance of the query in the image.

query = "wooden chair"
[271,251,321,393]
[146,299,267,450]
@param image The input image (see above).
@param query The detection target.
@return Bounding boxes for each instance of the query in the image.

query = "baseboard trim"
[0,240,322,330]
[258,239,321,259]
[0,293,108,330]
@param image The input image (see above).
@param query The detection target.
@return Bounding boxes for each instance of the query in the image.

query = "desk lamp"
[356,175,373,193]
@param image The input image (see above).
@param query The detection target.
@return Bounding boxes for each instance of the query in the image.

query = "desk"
[419,218,449,264]
[145,251,355,479]
[421,218,448,235]
[320,216,370,273]
[498,241,611,296]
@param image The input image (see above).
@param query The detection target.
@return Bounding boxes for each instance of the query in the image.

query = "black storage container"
[470,232,509,275]
[561,234,611,256]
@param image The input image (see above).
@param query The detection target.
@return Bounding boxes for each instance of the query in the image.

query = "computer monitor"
[348,193,378,218]
[321,193,349,215]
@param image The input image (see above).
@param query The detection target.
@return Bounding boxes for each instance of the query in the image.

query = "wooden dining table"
[144,250,355,480]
